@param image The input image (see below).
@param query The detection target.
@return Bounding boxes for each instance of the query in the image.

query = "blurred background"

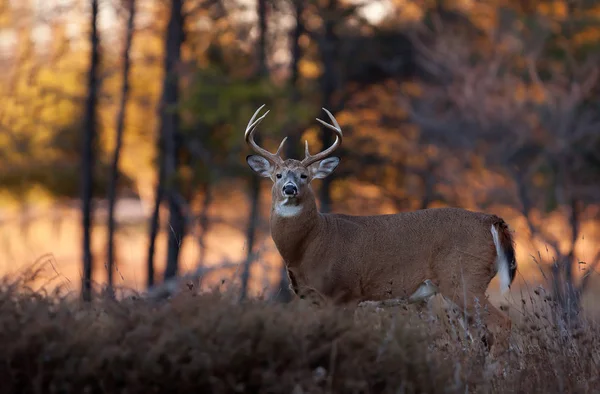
[0,0,598,314]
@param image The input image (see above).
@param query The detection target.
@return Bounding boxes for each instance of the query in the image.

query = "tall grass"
[0,263,598,394]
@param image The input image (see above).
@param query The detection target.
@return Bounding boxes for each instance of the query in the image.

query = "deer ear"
[310,157,340,179]
[246,155,273,178]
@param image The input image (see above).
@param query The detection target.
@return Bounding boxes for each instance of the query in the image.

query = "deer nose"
[282,183,298,196]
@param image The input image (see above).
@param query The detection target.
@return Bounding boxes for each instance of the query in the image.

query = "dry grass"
[0,266,599,394]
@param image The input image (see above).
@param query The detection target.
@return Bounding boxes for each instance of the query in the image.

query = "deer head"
[245,105,343,216]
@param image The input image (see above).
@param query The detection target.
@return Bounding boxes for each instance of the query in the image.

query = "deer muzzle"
[282,182,298,197]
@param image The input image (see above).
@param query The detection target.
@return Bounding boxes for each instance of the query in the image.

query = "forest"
[0,0,599,392]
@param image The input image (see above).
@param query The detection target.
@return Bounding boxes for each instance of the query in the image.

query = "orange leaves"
[529,84,547,104]
[400,81,422,98]
[573,27,600,47]
[468,3,499,33]
[357,108,380,122]
[514,82,527,103]
[537,1,568,20]
[396,1,424,22]
[298,33,310,49]
[514,81,547,105]
[218,31,236,46]
[300,126,320,152]
[298,59,321,79]
[332,110,352,126]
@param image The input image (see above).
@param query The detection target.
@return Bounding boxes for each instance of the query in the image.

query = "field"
[1,263,599,394]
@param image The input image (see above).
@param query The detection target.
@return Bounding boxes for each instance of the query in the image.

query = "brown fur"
[244,109,517,358]
[259,159,517,357]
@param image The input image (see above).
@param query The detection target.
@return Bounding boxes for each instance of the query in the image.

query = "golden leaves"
[218,31,236,46]
[298,59,321,79]
[467,3,498,33]
[359,108,381,122]
[396,2,424,22]
[514,82,527,103]
[529,84,547,104]
[300,127,321,152]
[514,82,547,104]
[538,1,568,20]
[332,110,352,126]
[400,81,422,98]
[573,27,600,47]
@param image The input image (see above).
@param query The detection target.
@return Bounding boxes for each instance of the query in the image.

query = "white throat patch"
[274,199,302,218]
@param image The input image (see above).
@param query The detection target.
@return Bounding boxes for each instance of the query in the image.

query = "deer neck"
[270,189,322,268]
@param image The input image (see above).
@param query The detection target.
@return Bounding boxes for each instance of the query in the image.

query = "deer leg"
[479,298,512,358]
[437,287,511,357]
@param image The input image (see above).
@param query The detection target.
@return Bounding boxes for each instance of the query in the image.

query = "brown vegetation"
[0,264,599,394]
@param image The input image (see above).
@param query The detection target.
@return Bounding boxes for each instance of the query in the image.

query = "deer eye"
[276,174,282,179]
[300,174,308,179]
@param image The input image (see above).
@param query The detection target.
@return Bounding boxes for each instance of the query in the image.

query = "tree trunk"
[560,198,582,321]
[318,0,338,213]
[272,263,293,303]
[240,0,268,301]
[165,193,185,279]
[285,0,304,160]
[147,0,185,285]
[107,0,135,292]
[81,0,100,302]
[146,170,163,288]
[419,161,437,210]
[240,171,262,301]
[257,0,268,76]
[197,182,212,267]
[162,0,185,281]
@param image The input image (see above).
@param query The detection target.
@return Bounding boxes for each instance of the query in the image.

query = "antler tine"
[244,105,283,164]
[301,107,343,167]
[244,104,269,139]
[315,107,342,132]
[275,137,288,156]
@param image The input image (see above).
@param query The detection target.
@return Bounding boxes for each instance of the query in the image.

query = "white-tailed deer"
[244,105,517,356]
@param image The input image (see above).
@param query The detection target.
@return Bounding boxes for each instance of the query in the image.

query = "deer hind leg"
[478,298,512,358]
[434,266,511,356]
[439,289,511,357]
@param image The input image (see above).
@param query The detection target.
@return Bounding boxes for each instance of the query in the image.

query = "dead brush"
[0,276,463,394]
[499,284,600,393]
[0,261,599,393]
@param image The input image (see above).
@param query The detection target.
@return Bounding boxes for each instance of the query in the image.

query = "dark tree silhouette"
[147,0,186,285]
[285,0,304,160]
[107,0,136,292]
[81,0,100,302]
[162,0,186,281]
[318,0,340,213]
[240,0,269,301]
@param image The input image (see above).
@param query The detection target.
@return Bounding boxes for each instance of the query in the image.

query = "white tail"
[491,224,514,294]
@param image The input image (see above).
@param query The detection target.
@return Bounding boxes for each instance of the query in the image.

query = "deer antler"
[245,104,287,163]
[301,107,343,167]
